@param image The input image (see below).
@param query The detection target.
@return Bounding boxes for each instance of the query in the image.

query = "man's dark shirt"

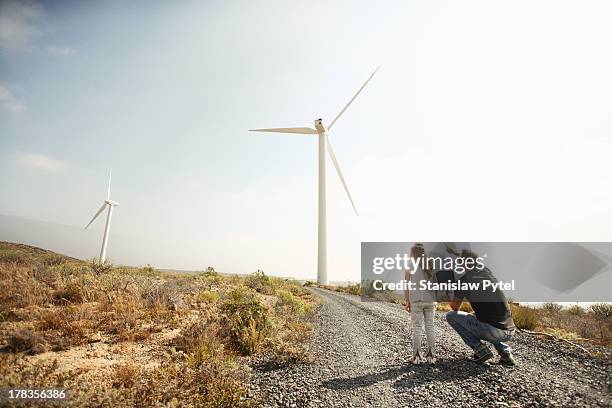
[454,266,516,331]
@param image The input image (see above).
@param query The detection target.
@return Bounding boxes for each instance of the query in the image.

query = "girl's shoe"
[425,351,437,364]
[410,353,422,365]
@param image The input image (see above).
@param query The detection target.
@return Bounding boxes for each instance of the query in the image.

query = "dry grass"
[0,242,318,406]
[510,304,539,330]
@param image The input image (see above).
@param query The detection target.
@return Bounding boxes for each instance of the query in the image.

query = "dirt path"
[250,288,611,407]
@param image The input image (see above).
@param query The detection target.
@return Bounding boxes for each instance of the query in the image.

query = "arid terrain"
[0,242,316,406]
[1,242,610,407]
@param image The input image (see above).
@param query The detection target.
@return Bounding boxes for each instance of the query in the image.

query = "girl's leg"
[410,302,424,358]
[423,303,436,358]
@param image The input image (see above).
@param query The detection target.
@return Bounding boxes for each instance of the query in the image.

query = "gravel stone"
[248,288,611,407]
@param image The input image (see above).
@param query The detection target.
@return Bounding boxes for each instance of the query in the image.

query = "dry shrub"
[98,287,177,342]
[142,280,183,309]
[0,263,53,313]
[221,287,271,355]
[510,304,538,330]
[95,271,137,305]
[589,303,612,319]
[129,355,254,408]
[542,302,564,313]
[70,343,254,407]
[112,363,140,389]
[52,282,86,304]
[99,295,147,341]
[544,327,580,340]
[176,321,221,353]
[567,304,585,316]
[42,253,66,266]
[90,259,113,275]
[7,328,48,354]
[187,342,253,407]
[333,283,362,296]
[267,319,313,360]
[0,249,31,265]
[589,303,612,339]
[33,263,61,289]
[36,306,92,351]
[0,355,78,388]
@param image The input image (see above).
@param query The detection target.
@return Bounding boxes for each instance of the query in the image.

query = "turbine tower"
[85,170,120,263]
[250,67,379,285]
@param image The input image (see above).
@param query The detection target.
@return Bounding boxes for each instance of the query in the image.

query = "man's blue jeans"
[446,311,513,354]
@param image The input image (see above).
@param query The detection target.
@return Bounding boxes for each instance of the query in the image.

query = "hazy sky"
[1,0,611,281]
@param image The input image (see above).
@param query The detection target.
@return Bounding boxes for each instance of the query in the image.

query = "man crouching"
[445,247,517,366]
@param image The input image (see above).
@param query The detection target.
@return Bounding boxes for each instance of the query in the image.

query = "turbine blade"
[85,203,107,229]
[328,66,380,130]
[107,169,112,200]
[249,127,317,134]
[325,134,358,215]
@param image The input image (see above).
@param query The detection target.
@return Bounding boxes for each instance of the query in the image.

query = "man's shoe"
[497,351,516,367]
[472,344,493,363]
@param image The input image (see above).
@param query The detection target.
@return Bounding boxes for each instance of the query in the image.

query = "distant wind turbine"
[250,67,379,285]
[85,170,120,263]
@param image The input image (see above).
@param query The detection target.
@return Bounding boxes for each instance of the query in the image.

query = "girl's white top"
[409,265,437,303]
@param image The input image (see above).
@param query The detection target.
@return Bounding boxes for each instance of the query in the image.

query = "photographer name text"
[373,279,515,292]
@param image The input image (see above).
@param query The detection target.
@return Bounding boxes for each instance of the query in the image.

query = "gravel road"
[249,288,610,407]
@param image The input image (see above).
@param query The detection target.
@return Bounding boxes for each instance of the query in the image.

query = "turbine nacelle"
[105,199,120,206]
[314,118,326,133]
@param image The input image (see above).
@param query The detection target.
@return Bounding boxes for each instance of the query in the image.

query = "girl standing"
[404,243,437,364]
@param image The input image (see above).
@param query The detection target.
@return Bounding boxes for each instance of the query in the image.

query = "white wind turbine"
[85,171,120,263]
[250,67,379,285]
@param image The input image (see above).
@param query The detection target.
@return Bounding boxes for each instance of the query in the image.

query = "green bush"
[220,287,271,355]
[275,289,312,316]
[345,284,362,296]
[361,280,378,297]
[197,290,220,304]
[138,264,158,277]
[244,270,275,295]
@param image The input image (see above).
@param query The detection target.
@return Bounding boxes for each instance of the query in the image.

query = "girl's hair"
[410,243,425,259]
[410,243,435,279]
